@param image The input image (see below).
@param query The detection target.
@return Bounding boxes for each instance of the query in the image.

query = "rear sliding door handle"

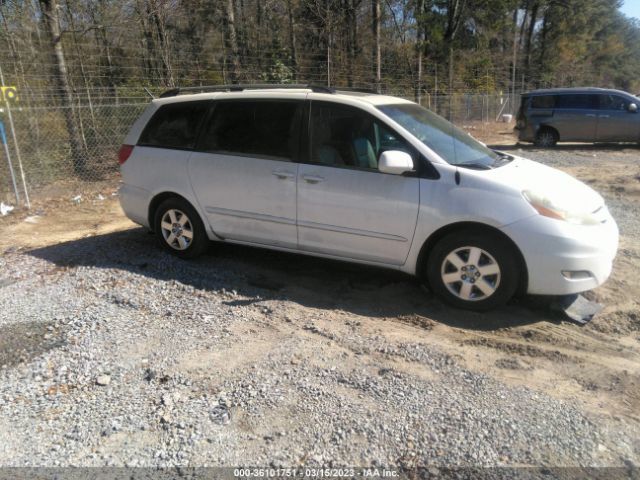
[272,170,295,179]
[302,175,324,184]
[586,114,597,117]
[598,115,610,118]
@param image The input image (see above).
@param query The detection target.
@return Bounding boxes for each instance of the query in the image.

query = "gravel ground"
[0,146,639,469]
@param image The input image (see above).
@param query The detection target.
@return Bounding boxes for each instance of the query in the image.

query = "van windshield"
[377,103,504,169]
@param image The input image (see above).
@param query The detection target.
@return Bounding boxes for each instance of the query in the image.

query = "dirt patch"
[0,179,134,253]
[462,337,572,362]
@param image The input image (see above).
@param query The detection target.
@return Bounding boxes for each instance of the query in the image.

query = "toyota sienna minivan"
[118,84,619,311]
[516,87,640,146]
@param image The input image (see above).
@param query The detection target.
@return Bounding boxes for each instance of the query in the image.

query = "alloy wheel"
[440,246,501,302]
[160,209,194,251]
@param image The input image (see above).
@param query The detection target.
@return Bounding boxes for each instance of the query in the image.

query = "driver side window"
[309,102,413,170]
[599,94,631,111]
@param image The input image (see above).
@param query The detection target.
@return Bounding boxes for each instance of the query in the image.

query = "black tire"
[534,127,558,147]
[153,197,209,259]
[426,230,519,311]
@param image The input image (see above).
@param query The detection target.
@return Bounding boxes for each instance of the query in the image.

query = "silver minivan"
[119,85,618,311]
[516,87,640,147]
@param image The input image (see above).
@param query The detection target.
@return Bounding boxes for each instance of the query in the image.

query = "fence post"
[0,64,30,209]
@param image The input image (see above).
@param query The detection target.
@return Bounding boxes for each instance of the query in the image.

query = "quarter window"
[309,102,413,170]
[138,101,209,149]
[530,95,555,109]
[198,101,300,161]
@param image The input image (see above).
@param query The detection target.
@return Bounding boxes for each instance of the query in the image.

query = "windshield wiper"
[492,153,513,167]
[451,162,493,170]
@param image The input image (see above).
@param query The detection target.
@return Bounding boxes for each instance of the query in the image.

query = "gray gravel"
[0,147,639,469]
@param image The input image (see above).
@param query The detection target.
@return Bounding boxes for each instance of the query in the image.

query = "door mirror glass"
[378,150,414,175]
[629,103,638,113]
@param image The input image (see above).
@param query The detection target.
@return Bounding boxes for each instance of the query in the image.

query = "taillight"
[118,144,134,165]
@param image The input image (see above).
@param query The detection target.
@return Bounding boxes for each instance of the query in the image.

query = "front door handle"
[598,115,610,118]
[586,114,597,117]
[272,170,295,179]
[302,175,324,184]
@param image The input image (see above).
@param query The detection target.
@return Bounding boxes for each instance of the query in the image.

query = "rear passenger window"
[198,101,300,161]
[531,95,555,109]
[138,102,209,149]
[555,94,597,109]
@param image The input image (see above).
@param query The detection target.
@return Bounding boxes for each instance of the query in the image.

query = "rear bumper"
[501,211,619,295]
[118,183,151,228]
[516,123,536,142]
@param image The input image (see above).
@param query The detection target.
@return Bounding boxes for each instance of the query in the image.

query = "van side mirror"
[629,103,638,113]
[378,150,414,175]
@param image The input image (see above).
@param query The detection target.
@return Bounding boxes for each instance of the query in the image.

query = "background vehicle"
[119,85,618,311]
[516,87,640,147]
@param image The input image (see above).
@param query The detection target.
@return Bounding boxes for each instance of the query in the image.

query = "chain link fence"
[0,100,147,205]
[0,90,518,207]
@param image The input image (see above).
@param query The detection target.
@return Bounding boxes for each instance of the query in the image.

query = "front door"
[596,94,640,142]
[296,101,420,266]
[552,94,599,141]
[189,98,303,248]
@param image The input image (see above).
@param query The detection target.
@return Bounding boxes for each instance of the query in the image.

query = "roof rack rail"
[332,86,379,94]
[157,83,378,98]
[159,83,338,98]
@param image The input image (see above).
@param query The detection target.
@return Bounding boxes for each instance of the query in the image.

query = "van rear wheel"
[426,231,519,311]
[154,198,209,259]
[534,128,558,147]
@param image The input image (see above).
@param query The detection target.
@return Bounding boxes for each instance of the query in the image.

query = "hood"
[486,156,605,214]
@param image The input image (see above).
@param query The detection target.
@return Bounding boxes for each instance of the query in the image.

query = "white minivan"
[118,85,619,311]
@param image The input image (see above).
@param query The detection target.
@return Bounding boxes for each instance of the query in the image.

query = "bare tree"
[371,0,381,91]
[443,0,467,117]
[222,0,242,83]
[39,0,87,174]
[287,0,299,79]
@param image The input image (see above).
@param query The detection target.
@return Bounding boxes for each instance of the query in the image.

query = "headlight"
[522,190,601,225]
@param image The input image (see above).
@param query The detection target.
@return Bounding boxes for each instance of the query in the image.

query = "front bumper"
[501,211,619,295]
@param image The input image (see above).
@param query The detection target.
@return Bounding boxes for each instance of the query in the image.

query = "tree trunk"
[149,0,175,87]
[538,7,550,87]
[524,1,539,84]
[415,24,423,104]
[89,3,118,102]
[443,0,467,119]
[39,0,87,174]
[371,0,381,92]
[347,0,357,87]
[136,0,158,82]
[64,0,96,133]
[287,0,298,80]
[222,0,241,82]
[414,0,427,104]
[511,7,518,114]
[448,44,454,120]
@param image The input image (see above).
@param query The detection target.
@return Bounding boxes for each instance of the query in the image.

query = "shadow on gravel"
[0,321,65,367]
[27,228,565,331]
[488,142,639,152]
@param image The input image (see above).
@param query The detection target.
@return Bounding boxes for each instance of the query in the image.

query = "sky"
[620,0,640,20]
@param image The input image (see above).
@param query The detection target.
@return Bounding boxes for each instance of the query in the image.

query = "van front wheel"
[426,231,519,311]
